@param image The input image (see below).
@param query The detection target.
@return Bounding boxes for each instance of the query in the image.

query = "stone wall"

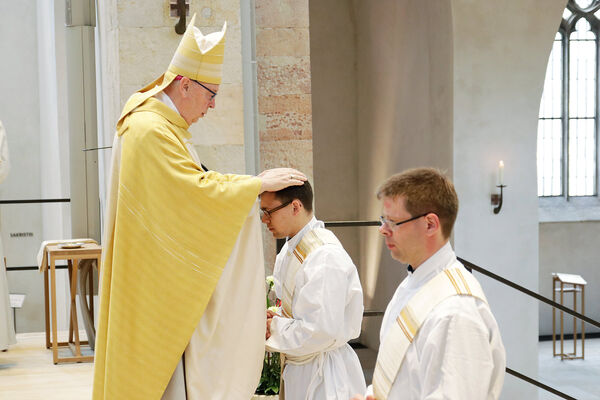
[98,0,247,176]
[255,0,313,268]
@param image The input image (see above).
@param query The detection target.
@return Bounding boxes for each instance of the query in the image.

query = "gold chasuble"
[93,96,262,399]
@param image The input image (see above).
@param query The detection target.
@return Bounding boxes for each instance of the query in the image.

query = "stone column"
[256,0,313,267]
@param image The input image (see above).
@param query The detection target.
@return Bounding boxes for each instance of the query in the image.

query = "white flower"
[266,275,275,287]
[268,306,280,315]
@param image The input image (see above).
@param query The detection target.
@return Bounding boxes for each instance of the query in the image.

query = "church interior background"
[1,0,599,399]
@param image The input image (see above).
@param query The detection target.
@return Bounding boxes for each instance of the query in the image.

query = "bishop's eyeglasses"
[192,79,217,100]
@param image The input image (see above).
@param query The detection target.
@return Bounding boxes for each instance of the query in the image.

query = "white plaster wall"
[0,0,72,333]
[0,0,42,264]
[451,0,566,397]
[539,222,600,336]
[355,0,454,349]
[309,0,359,275]
[35,0,72,334]
[0,0,44,333]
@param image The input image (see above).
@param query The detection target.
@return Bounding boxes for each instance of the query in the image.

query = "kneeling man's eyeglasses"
[261,200,293,218]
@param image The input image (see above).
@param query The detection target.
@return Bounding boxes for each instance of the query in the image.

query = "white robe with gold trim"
[366,242,506,399]
[266,217,366,400]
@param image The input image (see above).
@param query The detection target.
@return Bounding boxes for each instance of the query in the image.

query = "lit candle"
[498,160,504,185]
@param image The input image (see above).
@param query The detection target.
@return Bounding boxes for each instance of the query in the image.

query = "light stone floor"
[1,334,598,399]
[0,332,93,400]
[538,338,600,400]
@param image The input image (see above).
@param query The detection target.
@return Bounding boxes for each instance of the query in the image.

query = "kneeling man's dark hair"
[275,180,313,212]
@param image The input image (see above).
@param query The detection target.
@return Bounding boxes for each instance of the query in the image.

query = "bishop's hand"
[258,168,307,193]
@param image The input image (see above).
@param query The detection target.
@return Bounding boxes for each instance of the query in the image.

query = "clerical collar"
[406,241,455,288]
[154,90,179,114]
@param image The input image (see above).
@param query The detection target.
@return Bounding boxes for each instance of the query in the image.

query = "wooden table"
[552,272,587,360]
[43,243,101,364]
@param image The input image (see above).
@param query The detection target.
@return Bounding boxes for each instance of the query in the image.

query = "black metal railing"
[458,257,600,329]
[0,198,70,204]
[323,219,596,400]
[7,265,69,272]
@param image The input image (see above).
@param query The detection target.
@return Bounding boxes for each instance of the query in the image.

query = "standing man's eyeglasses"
[191,79,217,100]
[260,200,293,219]
[379,213,430,231]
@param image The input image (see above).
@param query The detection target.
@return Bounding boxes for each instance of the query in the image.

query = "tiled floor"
[538,338,600,400]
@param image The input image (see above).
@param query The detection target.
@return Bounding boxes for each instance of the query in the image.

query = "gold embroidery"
[396,316,414,343]
[455,268,472,295]
[399,308,417,336]
[444,269,461,294]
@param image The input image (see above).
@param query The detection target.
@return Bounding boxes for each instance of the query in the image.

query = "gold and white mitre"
[117,14,226,128]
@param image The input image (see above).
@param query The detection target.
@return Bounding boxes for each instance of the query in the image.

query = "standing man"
[0,120,15,352]
[93,15,305,400]
[353,168,505,400]
[262,181,366,399]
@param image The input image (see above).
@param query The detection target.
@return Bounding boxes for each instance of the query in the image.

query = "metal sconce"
[170,0,190,35]
[491,161,505,214]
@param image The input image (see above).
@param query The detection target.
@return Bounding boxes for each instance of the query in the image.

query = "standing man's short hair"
[377,167,458,238]
[274,180,313,212]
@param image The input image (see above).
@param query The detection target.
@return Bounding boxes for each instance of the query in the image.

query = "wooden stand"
[552,272,586,360]
[43,243,101,364]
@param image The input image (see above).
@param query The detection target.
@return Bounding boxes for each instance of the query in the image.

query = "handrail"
[458,257,600,329]
[324,219,592,400]
[324,220,600,329]
[325,220,380,227]
[7,265,69,271]
[506,367,575,400]
[0,198,70,204]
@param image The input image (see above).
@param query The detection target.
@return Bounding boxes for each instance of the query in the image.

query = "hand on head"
[258,168,307,193]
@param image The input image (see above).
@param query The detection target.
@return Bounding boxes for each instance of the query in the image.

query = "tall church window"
[538,0,600,197]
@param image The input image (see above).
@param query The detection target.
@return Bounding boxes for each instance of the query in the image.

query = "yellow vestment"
[93,96,261,399]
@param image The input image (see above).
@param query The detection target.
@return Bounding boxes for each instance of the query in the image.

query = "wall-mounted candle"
[498,160,504,185]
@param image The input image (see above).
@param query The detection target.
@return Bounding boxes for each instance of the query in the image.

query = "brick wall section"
[255,0,314,267]
[256,0,313,175]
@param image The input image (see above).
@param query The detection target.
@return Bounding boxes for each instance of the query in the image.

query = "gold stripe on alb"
[295,238,309,259]
[295,231,324,260]
[444,269,461,294]
[455,268,472,295]
[396,316,414,343]
[399,308,417,336]
[293,249,303,263]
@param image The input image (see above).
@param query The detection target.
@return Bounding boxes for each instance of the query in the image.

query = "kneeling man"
[354,168,506,400]
[262,181,366,400]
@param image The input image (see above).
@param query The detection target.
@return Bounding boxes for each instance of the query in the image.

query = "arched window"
[538,0,600,198]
